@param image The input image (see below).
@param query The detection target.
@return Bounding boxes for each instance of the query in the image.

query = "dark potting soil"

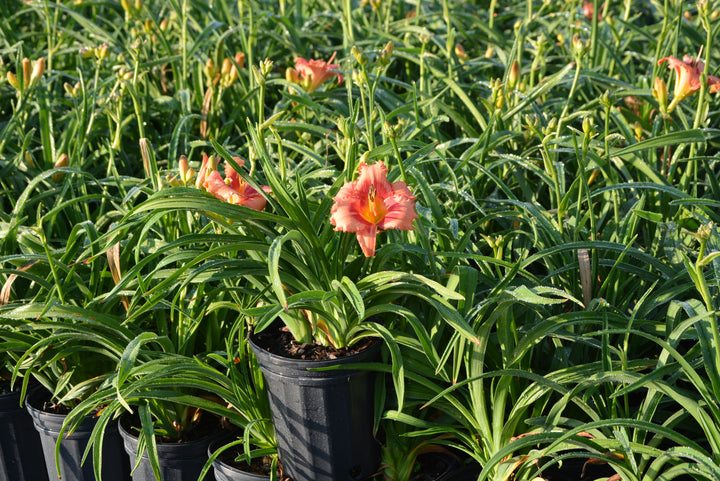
[121,410,225,444]
[407,452,457,481]
[217,447,295,480]
[26,387,76,415]
[0,379,12,395]
[252,324,376,361]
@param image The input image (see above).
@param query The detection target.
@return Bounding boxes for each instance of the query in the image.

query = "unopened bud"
[7,71,18,91]
[484,46,494,58]
[96,43,109,61]
[29,57,45,88]
[582,116,594,136]
[79,46,94,59]
[24,150,35,169]
[507,60,519,90]
[455,44,469,63]
[285,67,298,84]
[235,52,246,69]
[652,76,668,114]
[205,58,216,80]
[633,121,643,141]
[159,18,169,31]
[260,58,273,77]
[351,69,365,87]
[52,153,68,183]
[22,58,31,87]
[351,46,369,66]
[379,41,393,66]
[179,155,193,184]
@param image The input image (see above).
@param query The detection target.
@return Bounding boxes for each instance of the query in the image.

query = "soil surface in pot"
[121,411,225,444]
[0,379,12,395]
[408,453,457,481]
[217,446,292,480]
[27,387,78,415]
[252,324,375,360]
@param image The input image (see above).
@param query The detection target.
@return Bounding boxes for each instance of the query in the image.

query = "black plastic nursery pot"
[0,385,49,481]
[249,331,382,481]
[208,439,274,481]
[118,414,226,481]
[26,387,131,481]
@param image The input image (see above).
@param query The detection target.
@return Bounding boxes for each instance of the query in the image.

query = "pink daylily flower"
[658,54,720,111]
[330,161,417,257]
[291,53,344,92]
[203,157,270,211]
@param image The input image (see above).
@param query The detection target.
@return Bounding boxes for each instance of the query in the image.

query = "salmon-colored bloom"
[658,54,720,112]
[330,161,417,257]
[203,157,270,211]
[289,53,343,92]
[582,1,602,21]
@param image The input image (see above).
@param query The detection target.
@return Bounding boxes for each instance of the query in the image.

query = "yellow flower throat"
[360,184,388,225]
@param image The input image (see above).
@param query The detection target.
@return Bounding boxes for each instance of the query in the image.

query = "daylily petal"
[224,157,246,191]
[356,161,393,198]
[379,193,418,231]
[196,152,213,189]
[204,167,268,211]
[355,225,378,258]
[708,75,720,93]
[204,170,237,201]
[330,191,371,233]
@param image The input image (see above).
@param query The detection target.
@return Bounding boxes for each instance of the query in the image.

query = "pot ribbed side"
[0,387,48,481]
[118,414,224,481]
[249,334,381,481]
[26,387,130,481]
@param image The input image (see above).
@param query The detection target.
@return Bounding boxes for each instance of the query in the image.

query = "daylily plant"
[658,54,720,112]
[286,53,343,92]
[330,160,417,257]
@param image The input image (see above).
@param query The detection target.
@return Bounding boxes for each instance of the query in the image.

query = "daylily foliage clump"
[4,1,720,481]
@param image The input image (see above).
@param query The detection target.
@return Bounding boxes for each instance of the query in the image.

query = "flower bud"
[572,35,587,58]
[95,43,109,61]
[22,57,31,87]
[29,57,45,88]
[285,66,298,84]
[351,46,369,66]
[351,69,365,87]
[379,41,393,66]
[204,58,217,80]
[454,43,469,63]
[633,122,643,141]
[63,81,81,98]
[52,153,68,183]
[179,155,195,184]
[235,52,246,69]
[24,150,35,169]
[6,71,18,91]
[507,60,519,90]
[484,46,494,58]
[582,116,594,136]
[260,58,273,77]
[652,76,668,114]
[79,46,94,59]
